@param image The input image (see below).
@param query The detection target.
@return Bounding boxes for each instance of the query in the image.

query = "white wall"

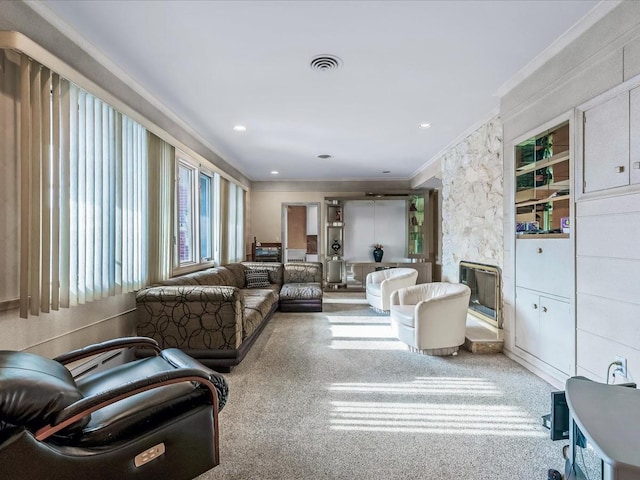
[500,1,640,385]
[343,199,407,261]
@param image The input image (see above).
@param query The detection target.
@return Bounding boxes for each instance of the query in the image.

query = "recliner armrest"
[36,368,222,441]
[53,337,161,365]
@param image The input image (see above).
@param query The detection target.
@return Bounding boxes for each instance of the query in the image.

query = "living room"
[1,1,640,479]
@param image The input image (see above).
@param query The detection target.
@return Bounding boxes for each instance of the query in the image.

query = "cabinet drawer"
[516,239,572,298]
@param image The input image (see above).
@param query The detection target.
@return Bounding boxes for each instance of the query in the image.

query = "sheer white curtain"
[18,55,149,317]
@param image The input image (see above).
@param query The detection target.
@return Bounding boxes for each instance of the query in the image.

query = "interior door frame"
[281,202,321,263]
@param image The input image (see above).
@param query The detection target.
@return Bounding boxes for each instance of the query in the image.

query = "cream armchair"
[365,268,419,312]
[390,282,471,355]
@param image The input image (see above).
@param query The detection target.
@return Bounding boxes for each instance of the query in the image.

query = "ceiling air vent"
[310,55,342,72]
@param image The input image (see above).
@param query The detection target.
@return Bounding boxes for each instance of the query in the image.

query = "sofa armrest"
[136,285,243,350]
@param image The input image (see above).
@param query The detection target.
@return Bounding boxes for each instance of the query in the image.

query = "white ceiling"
[36,0,601,182]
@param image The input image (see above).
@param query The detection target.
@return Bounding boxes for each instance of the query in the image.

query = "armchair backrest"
[367,267,417,284]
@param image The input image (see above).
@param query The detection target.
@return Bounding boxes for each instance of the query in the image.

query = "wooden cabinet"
[583,86,640,193]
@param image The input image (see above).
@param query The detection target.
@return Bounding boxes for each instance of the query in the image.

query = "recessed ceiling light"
[233,125,247,132]
[270,170,279,175]
[419,123,431,129]
[317,154,333,159]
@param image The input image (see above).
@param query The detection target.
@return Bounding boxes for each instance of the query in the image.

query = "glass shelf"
[515,122,571,237]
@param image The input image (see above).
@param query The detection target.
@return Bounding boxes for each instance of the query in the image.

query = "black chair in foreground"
[0,337,229,480]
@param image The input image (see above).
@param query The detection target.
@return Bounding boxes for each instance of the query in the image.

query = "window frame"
[173,153,220,275]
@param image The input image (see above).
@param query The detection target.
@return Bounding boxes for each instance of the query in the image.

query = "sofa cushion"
[280,283,323,301]
[245,269,270,289]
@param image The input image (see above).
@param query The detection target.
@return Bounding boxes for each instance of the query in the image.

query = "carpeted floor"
[198,293,566,480]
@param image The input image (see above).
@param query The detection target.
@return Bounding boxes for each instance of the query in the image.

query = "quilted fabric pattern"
[136,286,243,350]
[283,262,323,283]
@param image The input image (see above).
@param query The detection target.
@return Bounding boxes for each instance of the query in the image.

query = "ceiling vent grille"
[310,55,342,72]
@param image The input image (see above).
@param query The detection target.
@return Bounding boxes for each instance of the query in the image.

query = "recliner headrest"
[0,351,88,433]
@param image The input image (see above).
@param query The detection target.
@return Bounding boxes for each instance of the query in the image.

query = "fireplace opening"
[459,261,502,329]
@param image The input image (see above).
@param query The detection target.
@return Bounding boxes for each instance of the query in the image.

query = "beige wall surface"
[500,1,640,386]
[251,190,359,253]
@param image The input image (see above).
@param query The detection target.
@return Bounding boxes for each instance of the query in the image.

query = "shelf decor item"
[331,239,341,254]
[372,244,384,262]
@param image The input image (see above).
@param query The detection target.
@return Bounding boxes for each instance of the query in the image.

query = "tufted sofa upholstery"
[136,262,322,371]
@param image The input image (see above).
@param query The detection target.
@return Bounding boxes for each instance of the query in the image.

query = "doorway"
[281,203,320,263]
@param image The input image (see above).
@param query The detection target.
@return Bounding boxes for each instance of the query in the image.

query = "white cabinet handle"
[542,306,548,313]
[615,165,625,173]
[533,303,538,309]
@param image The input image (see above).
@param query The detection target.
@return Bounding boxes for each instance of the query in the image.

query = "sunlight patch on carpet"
[328,377,502,396]
[329,401,546,437]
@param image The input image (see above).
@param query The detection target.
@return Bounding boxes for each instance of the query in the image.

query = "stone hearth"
[464,315,504,354]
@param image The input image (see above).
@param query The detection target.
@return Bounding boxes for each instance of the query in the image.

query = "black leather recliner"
[0,337,229,480]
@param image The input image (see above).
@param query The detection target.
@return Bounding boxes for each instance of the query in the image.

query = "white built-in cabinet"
[515,239,573,375]
[583,86,640,193]
[513,121,574,378]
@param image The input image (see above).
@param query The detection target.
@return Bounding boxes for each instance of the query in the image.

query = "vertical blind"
[19,56,148,318]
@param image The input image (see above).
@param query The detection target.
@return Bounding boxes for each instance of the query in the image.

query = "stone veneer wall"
[440,115,503,282]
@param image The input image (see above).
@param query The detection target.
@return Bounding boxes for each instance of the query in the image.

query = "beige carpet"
[198,292,565,479]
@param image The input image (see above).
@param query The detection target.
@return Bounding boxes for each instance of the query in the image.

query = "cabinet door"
[630,87,640,185]
[515,239,572,298]
[515,288,540,357]
[584,91,630,193]
[538,296,572,375]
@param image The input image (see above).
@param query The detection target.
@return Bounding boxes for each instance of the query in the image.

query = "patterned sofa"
[135,262,322,371]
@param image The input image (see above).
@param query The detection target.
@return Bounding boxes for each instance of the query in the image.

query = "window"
[227,182,245,263]
[175,154,220,270]
[177,162,195,264]
[15,56,149,317]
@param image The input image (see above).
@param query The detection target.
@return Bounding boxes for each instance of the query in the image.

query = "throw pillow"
[245,269,270,288]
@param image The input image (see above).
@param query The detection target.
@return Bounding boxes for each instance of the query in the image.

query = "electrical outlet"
[615,356,628,377]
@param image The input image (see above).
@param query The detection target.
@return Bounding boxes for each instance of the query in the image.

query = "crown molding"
[495,0,623,99]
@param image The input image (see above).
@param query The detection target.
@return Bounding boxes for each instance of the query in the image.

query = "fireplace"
[459,261,502,329]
